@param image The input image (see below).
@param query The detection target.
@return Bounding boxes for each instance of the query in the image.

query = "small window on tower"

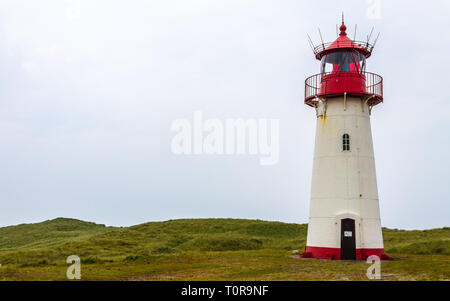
[343,134,350,151]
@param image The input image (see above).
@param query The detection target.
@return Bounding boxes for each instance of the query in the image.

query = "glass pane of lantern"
[321,51,367,74]
[332,52,346,72]
[359,53,366,72]
[321,55,334,74]
[353,52,366,73]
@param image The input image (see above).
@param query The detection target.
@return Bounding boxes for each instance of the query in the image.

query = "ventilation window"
[343,134,350,151]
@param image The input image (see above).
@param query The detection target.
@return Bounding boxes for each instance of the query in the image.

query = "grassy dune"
[0,218,448,281]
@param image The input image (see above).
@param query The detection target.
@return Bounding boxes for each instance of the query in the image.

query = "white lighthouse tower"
[302,19,392,260]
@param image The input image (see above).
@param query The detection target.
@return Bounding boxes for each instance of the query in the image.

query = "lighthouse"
[302,18,391,261]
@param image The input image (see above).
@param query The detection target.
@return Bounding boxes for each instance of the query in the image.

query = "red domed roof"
[312,22,375,60]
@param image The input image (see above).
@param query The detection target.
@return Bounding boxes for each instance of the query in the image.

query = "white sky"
[0,0,449,229]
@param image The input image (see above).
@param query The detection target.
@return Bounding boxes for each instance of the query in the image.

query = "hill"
[0,218,448,280]
[0,218,109,250]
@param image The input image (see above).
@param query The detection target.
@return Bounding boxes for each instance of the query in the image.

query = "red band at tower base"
[301,246,393,261]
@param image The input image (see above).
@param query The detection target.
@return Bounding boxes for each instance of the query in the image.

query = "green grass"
[0,218,448,281]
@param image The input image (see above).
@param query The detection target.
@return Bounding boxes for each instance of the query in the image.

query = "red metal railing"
[313,40,375,59]
[304,71,383,106]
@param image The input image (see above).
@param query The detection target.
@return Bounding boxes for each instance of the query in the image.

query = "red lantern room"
[305,20,383,108]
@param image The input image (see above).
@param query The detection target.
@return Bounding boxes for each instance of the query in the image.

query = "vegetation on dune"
[0,218,110,250]
[384,227,450,255]
[0,218,306,266]
[0,218,448,280]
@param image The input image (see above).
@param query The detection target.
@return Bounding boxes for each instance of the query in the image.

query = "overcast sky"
[0,0,449,229]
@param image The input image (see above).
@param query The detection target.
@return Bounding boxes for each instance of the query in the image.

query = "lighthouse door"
[340,219,356,260]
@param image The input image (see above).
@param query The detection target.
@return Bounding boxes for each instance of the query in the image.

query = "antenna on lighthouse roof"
[307,33,316,53]
[367,26,375,44]
[353,24,358,40]
[342,11,344,24]
[372,32,381,49]
[318,28,325,47]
